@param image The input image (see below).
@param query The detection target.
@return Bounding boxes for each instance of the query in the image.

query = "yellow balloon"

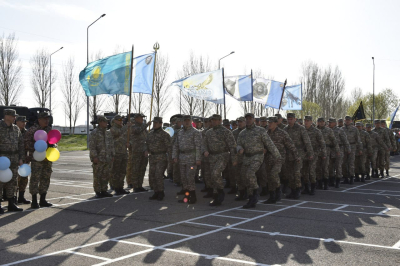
[46,148,60,162]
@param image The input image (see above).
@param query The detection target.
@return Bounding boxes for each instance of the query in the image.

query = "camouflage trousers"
[282,158,303,189]
[265,158,283,191]
[18,175,29,192]
[126,149,133,185]
[93,162,112,193]
[209,153,229,193]
[366,148,378,170]
[167,159,173,176]
[149,157,167,192]
[201,161,211,188]
[342,144,356,177]
[355,150,367,174]
[0,162,18,198]
[30,160,52,195]
[111,154,127,189]
[316,147,330,180]
[376,149,386,171]
[302,156,317,184]
[179,163,196,191]
[329,147,344,178]
[235,163,244,191]
[242,154,263,195]
[173,161,181,184]
[256,160,267,188]
[228,159,237,188]
[384,150,391,170]
[130,152,148,189]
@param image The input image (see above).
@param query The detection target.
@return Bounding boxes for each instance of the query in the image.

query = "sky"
[0,0,399,126]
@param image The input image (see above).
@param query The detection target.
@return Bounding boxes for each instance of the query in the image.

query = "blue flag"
[224,75,252,101]
[132,53,155,95]
[389,106,399,129]
[79,52,132,97]
[281,84,302,110]
[264,80,285,108]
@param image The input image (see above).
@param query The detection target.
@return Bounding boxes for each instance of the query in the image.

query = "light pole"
[372,57,375,122]
[49,47,63,112]
[218,51,235,118]
[86,13,106,148]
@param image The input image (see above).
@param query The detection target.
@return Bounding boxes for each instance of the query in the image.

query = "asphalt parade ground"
[1,151,400,266]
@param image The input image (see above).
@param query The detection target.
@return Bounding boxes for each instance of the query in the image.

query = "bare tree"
[152,53,171,117]
[61,57,84,134]
[131,93,150,115]
[30,49,57,109]
[0,33,22,106]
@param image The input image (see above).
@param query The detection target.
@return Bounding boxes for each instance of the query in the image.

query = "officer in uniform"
[89,115,115,198]
[275,113,285,130]
[146,117,171,201]
[259,117,268,129]
[237,113,281,209]
[338,118,344,128]
[342,116,363,184]
[15,116,30,204]
[372,120,391,178]
[0,109,25,213]
[221,118,232,189]
[355,122,371,182]
[365,123,385,179]
[201,117,213,198]
[232,117,246,201]
[166,117,177,181]
[381,120,396,176]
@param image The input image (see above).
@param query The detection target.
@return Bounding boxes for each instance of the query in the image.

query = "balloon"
[164,127,174,137]
[34,130,48,142]
[48,129,62,144]
[46,148,60,162]
[192,122,196,127]
[0,156,11,170]
[18,164,31,177]
[0,168,12,183]
[33,151,46,162]
[34,140,47,152]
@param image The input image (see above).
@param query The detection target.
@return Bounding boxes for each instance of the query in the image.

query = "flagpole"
[126,45,134,146]
[277,79,287,114]
[222,68,226,119]
[251,69,254,114]
[149,42,159,130]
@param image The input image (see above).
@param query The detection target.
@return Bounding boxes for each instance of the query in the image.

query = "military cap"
[338,118,343,122]
[282,118,288,123]
[366,123,372,128]
[374,119,380,123]
[38,111,50,119]
[3,109,16,116]
[255,117,260,122]
[245,113,255,118]
[153,117,163,123]
[204,118,210,122]
[317,117,325,122]
[222,119,230,126]
[211,114,222,120]
[274,113,283,119]
[170,117,177,123]
[380,120,386,123]
[97,115,108,123]
[16,116,28,122]
[231,120,238,125]
[355,122,362,126]
[345,115,352,120]
[237,116,245,122]
[182,115,192,120]
[114,114,123,120]
[134,113,146,118]
[297,119,303,123]
[304,115,312,121]
[328,118,336,123]
[287,113,296,118]
[176,117,183,122]
[260,116,267,122]
[268,116,278,123]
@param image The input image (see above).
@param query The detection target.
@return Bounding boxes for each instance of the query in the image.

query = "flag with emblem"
[352,101,366,121]
[389,105,399,129]
[260,79,285,108]
[281,84,302,110]
[131,53,156,95]
[224,74,252,101]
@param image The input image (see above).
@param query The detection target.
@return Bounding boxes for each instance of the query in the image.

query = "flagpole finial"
[153,42,160,51]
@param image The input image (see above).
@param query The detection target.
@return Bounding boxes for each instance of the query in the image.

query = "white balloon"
[164,127,174,137]
[18,164,31,177]
[33,151,46,162]
[0,168,12,183]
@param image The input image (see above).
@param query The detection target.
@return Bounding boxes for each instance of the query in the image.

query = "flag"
[352,101,366,121]
[261,79,285,108]
[132,53,155,95]
[170,69,224,104]
[389,105,399,129]
[281,84,302,110]
[224,74,252,101]
[79,51,132,96]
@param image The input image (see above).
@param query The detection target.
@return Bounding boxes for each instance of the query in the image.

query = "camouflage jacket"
[201,127,211,162]
[89,127,115,163]
[172,126,202,164]
[232,127,244,164]
[318,126,340,156]
[0,120,25,163]
[146,127,172,162]
[25,123,51,163]
[343,124,362,151]
[278,123,285,130]
[267,127,298,162]
[332,126,351,153]
[110,122,128,156]
[367,131,386,150]
[385,127,396,149]
[305,126,327,158]
[129,122,148,153]
[283,123,314,159]
[202,125,237,163]
[358,129,372,153]
[237,124,281,161]
[372,127,391,151]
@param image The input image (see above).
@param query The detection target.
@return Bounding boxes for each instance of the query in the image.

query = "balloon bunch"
[33,130,62,162]
[0,157,12,183]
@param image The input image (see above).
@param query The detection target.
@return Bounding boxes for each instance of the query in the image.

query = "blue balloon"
[34,140,48,152]
[0,156,10,170]
[18,164,31,177]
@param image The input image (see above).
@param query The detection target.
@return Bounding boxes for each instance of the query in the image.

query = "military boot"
[227,186,238,195]
[286,189,295,199]
[149,192,159,200]
[386,169,389,176]
[262,191,276,204]
[329,177,335,187]
[335,178,341,188]
[8,197,23,212]
[0,203,4,214]
[341,177,349,184]
[242,190,258,209]
[366,171,371,180]
[31,194,39,209]
[281,181,289,194]
[354,174,360,182]
[177,188,186,195]
[178,191,190,203]
[157,191,165,201]
[380,169,384,178]
[293,188,301,199]
[224,179,230,188]
[39,193,53,207]
[349,176,354,185]
[234,190,246,201]
[188,190,197,204]
[302,183,310,194]
[203,188,213,198]
[259,186,269,196]
[275,188,282,201]
[323,179,329,190]
[101,191,113,197]
[317,180,323,189]
[194,175,202,184]
[361,175,365,182]
[310,183,316,195]
[18,191,31,204]
[209,190,223,206]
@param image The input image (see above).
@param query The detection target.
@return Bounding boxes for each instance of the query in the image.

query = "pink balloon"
[48,130,62,144]
[34,130,48,142]
[192,122,196,127]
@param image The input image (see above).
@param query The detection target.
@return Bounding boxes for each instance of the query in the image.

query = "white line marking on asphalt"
[111,240,154,248]
[212,214,249,220]
[151,229,193,237]
[393,240,400,248]
[64,251,111,261]
[333,205,349,211]
[341,177,390,192]
[378,208,391,215]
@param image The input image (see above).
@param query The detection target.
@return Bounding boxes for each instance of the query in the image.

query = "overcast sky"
[1,0,399,125]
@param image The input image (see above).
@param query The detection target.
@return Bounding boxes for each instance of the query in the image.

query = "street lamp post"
[86,14,106,148]
[372,57,375,122]
[49,47,63,112]
[218,51,235,118]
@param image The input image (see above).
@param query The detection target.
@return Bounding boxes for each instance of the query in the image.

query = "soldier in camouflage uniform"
[201,118,213,198]
[365,123,385,179]
[381,120,396,176]
[129,113,151,192]
[146,117,171,201]
[231,120,238,131]
[172,116,183,192]
[316,117,340,188]
[263,116,299,204]
[193,118,203,184]
[0,109,25,213]
[256,116,269,196]
[172,115,202,204]
[355,122,371,182]
[89,115,115,198]
[237,113,281,209]
[297,119,304,126]
[373,120,391,178]
[303,116,326,194]
[15,115,30,204]
[341,116,363,184]
[232,117,246,201]
[260,116,268,130]
[25,111,54,208]
[282,113,314,199]
[338,119,344,128]
[202,114,237,206]
[166,117,176,181]
[275,113,285,130]
[110,115,130,195]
